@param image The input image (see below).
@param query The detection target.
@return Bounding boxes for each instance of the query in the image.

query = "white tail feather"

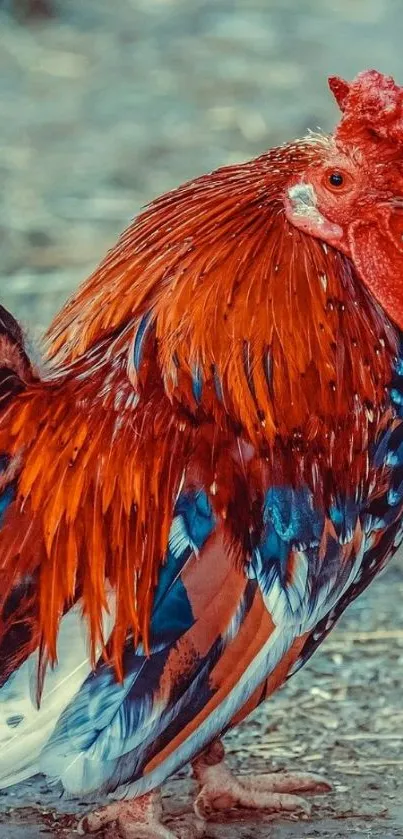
[0,597,115,788]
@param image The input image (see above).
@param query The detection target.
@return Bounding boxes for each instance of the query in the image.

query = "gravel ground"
[1,1,403,837]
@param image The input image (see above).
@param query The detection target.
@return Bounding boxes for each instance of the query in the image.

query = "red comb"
[329,70,403,148]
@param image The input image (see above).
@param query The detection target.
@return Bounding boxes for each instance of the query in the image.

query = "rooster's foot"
[192,741,331,820]
[77,790,205,839]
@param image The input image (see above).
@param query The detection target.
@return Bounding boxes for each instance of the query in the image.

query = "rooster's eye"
[328,172,344,188]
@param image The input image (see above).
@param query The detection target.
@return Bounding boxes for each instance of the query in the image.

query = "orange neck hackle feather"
[47,138,397,477]
[0,137,398,678]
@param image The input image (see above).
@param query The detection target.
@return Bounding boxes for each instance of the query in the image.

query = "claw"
[192,743,331,822]
[194,780,311,821]
[76,791,205,839]
[239,770,332,795]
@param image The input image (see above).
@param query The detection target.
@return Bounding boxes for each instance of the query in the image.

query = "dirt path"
[1,1,403,837]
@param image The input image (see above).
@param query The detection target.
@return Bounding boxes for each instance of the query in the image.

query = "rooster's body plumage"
[0,69,403,835]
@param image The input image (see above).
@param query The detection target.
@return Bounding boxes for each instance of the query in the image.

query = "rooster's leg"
[77,789,205,839]
[192,740,331,820]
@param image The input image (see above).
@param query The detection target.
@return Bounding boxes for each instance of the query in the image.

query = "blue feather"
[0,484,15,524]
[329,498,359,543]
[264,486,324,546]
[212,365,224,401]
[0,455,16,524]
[191,366,203,403]
[132,313,153,373]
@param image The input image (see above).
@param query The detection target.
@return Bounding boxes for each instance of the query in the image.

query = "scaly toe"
[238,770,332,795]
[194,782,311,820]
[77,812,105,834]
[76,791,182,839]
[194,787,235,819]
[78,814,179,839]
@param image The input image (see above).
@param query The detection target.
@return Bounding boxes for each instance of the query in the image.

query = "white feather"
[0,596,115,788]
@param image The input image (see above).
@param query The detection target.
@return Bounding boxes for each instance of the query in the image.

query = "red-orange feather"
[0,138,397,679]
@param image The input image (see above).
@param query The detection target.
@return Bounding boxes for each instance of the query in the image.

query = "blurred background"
[1,0,403,334]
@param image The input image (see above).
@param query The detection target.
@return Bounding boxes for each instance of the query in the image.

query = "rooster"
[0,69,403,839]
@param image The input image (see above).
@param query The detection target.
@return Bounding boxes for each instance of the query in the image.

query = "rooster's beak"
[284,182,344,243]
[286,183,317,217]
